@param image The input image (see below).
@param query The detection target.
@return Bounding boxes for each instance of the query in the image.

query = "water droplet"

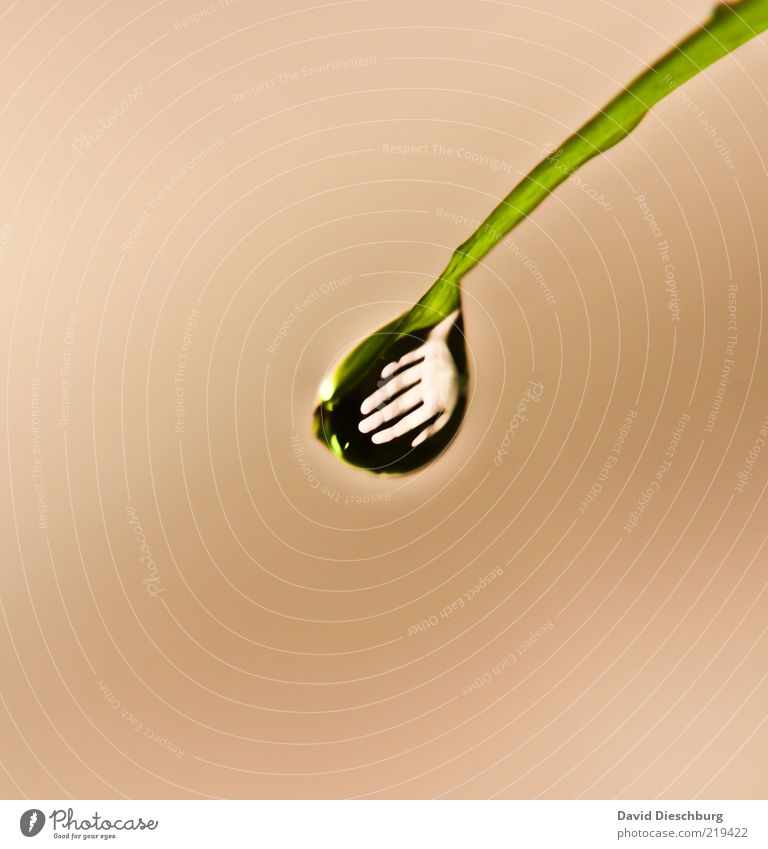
[314,308,468,474]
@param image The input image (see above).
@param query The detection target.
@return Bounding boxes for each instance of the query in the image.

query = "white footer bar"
[2,800,766,848]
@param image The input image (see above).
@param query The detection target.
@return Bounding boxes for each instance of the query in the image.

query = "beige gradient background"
[1,0,767,799]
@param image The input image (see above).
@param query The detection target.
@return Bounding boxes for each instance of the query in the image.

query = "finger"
[358,386,422,433]
[371,405,431,444]
[360,370,420,415]
[411,411,449,447]
[380,347,425,380]
[429,308,460,341]
[379,361,399,380]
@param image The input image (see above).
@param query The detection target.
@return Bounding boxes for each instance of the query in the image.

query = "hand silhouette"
[358,310,461,448]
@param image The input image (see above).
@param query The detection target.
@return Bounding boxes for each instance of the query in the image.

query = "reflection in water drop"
[313,310,468,474]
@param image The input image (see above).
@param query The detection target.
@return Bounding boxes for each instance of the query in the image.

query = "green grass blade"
[433,0,768,292]
[322,0,767,402]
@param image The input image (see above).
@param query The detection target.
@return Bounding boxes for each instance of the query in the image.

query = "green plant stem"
[426,0,768,315]
[321,0,766,403]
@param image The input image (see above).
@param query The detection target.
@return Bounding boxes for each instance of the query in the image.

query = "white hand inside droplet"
[358,310,460,448]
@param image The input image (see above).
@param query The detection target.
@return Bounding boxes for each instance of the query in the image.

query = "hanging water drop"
[314,307,468,474]
[311,0,768,475]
